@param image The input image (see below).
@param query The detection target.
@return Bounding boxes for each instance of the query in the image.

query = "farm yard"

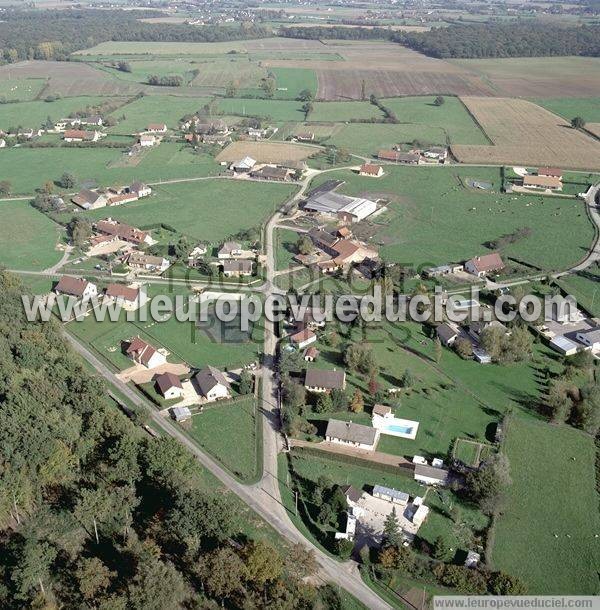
[215,140,318,164]
[308,166,595,272]
[0,200,63,271]
[492,416,600,594]
[452,97,600,171]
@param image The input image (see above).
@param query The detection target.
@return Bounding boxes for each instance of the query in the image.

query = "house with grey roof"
[304,368,346,392]
[325,419,379,451]
[195,366,231,401]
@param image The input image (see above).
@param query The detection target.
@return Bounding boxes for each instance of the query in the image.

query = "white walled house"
[195,366,231,401]
[575,328,600,352]
[125,337,167,369]
[155,372,184,400]
[325,419,379,451]
[54,277,98,300]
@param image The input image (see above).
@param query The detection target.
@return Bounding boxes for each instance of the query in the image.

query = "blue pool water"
[385,425,413,434]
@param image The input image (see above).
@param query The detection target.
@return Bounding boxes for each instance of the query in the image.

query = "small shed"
[170,406,192,422]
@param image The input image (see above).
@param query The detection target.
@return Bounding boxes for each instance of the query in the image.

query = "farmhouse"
[247,127,268,139]
[523,175,562,191]
[325,419,379,451]
[290,328,317,349]
[95,219,152,246]
[218,241,244,259]
[250,165,291,182]
[296,132,314,142]
[304,368,346,392]
[54,276,97,300]
[378,150,419,164]
[107,192,138,206]
[72,189,109,210]
[104,283,143,311]
[154,372,183,400]
[308,228,340,256]
[127,252,170,273]
[194,366,231,401]
[139,134,157,147]
[423,146,448,162]
[359,163,384,177]
[81,115,103,127]
[414,463,449,486]
[125,337,166,369]
[130,181,152,198]
[147,123,167,133]
[464,253,505,277]
[538,167,563,179]
[222,259,253,277]
[436,323,459,347]
[304,191,377,222]
[575,328,600,352]
[63,129,100,142]
[303,346,320,362]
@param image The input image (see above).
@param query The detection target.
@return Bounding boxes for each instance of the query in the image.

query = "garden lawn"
[0,200,62,270]
[187,397,260,482]
[310,166,595,272]
[276,228,302,271]
[492,415,600,594]
[84,179,297,242]
[108,95,211,133]
[271,67,318,100]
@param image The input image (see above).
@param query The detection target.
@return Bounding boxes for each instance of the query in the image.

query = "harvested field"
[585,123,600,139]
[216,141,319,164]
[452,56,600,98]
[265,43,494,100]
[452,97,600,171]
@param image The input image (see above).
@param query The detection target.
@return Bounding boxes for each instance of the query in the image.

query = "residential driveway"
[116,362,190,384]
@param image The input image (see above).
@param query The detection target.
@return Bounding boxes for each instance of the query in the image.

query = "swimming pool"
[372,414,419,440]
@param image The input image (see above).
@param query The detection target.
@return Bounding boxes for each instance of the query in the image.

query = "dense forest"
[397,23,600,58]
[279,25,392,41]
[0,270,332,609]
[0,9,270,62]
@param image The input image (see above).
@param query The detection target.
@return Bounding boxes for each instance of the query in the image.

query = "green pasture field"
[492,415,600,594]
[275,228,302,270]
[310,166,595,272]
[0,96,121,131]
[557,266,600,318]
[381,96,490,144]
[188,397,260,482]
[83,179,297,242]
[534,97,600,124]
[271,67,318,100]
[217,98,307,121]
[309,101,384,123]
[0,142,220,194]
[97,59,201,86]
[109,95,211,133]
[0,78,46,101]
[0,200,62,271]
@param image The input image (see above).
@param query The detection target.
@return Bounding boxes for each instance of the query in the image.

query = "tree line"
[0,9,271,63]
[395,23,600,58]
[0,270,340,609]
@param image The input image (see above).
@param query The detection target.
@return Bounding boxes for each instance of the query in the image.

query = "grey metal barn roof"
[304,190,353,213]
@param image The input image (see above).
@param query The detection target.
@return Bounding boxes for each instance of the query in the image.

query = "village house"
[146,123,167,133]
[359,163,384,178]
[127,252,170,273]
[194,366,231,401]
[218,241,244,259]
[130,181,152,198]
[249,166,291,182]
[303,346,320,362]
[63,129,101,143]
[125,336,167,369]
[290,328,317,350]
[247,127,269,139]
[95,219,153,246]
[423,146,448,162]
[139,134,157,147]
[81,115,103,127]
[187,244,208,267]
[378,150,419,164]
[523,174,563,191]
[413,461,449,486]
[54,276,98,300]
[222,259,253,278]
[72,189,110,210]
[296,132,314,142]
[538,167,563,180]
[304,368,346,392]
[104,283,144,311]
[325,419,379,451]
[464,253,505,277]
[154,372,184,400]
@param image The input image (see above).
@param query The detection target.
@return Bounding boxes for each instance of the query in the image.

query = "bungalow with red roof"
[104,283,144,311]
[54,276,98,300]
[147,123,168,133]
[464,253,505,278]
[359,163,384,178]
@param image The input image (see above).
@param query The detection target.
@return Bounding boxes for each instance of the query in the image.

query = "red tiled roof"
[54,276,90,297]
[105,283,139,302]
